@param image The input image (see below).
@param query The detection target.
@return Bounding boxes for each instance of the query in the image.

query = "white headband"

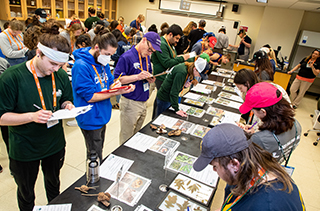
[37,42,69,63]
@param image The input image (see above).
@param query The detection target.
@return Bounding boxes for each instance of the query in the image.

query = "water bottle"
[86,151,100,183]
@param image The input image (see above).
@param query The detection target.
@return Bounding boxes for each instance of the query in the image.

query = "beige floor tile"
[0,188,19,211]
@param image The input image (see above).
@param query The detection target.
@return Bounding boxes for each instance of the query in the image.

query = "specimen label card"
[124,132,157,153]
[100,154,134,181]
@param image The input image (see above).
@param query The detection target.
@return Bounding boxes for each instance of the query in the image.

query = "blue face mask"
[39,18,46,23]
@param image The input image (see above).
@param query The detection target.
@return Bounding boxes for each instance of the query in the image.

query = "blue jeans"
[156,99,172,116]
[5,57,26,67]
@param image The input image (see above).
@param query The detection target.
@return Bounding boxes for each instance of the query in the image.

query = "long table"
[49,71,240,210]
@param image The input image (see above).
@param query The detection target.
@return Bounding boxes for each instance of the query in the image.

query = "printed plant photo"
[184,99,205,107]
[206,107,225,117]
[149,136,180,156]
[190,125,211,138]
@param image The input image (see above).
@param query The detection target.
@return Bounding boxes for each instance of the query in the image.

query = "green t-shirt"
[157,63,188,111]
[84,16,100,31]
[0,62,73,161]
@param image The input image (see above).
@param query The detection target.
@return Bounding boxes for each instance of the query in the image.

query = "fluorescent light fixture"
[256,0,268,3]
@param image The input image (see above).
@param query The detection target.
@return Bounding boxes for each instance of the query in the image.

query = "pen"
[33,104,43,110]
[249,121,257,130]
[112,72,123,88]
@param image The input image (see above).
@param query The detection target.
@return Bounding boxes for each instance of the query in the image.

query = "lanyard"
[164,36,176,58]
[135,47,149,72]
[92,65,106,89]
[3,31,24,50]
[30,59,56,111]
[221,168,267,211]
[272,121,298,166]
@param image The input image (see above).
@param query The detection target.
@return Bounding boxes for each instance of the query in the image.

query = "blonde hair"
[137,14,145,21]
[70,14,78,20]
[66,23,82,43]
[183,21,197,36]
[118,16,124,22]
[268,48,278,68]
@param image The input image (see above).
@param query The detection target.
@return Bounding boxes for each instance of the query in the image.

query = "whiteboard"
[145,9,240,44]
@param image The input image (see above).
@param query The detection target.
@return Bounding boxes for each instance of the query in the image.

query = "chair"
[304,110,320,146]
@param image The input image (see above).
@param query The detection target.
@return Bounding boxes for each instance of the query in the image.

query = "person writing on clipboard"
[114,32,161,144]
[72,32,135,161]
[0,31,74,210]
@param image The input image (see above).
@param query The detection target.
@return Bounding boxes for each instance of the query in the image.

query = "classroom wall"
[299,11,320,32]
[253,6,304,59]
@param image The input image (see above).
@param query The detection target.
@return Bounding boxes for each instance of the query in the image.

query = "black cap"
[237,29,245,35]
[250,50,268,62]
[35,8,47,18]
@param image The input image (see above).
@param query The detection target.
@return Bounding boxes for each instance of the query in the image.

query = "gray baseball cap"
[193,123,248,172]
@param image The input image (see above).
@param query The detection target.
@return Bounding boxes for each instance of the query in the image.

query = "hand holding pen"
[236,121,256,135]
[33,104,53,124]
[111,73,123,88]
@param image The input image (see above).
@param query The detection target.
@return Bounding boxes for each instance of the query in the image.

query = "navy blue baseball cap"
[143,32,162,53]
[193,123,248,172]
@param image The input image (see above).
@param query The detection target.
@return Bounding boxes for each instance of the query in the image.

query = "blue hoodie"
[72,47,114,130]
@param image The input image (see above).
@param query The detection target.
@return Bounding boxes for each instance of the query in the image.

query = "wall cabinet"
[0,0,117,22]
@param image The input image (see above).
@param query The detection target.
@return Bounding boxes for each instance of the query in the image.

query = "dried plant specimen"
[188,183,201,193]
[174,179,185,190]
[177,200,190,211]
[165,195,177,208]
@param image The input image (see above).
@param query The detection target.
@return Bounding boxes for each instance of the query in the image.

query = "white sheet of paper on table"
[100,154,134,181]
[124,132,157,153]
[48,105,92,121]
[32,204,72,211]
[183,92,203,101]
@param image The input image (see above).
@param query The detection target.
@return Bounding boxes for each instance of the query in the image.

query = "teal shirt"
[0,62,73,161]
[157,63,188,111]
[151,36,185,81]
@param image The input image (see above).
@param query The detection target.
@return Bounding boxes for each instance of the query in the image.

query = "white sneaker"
[67,119,78,127]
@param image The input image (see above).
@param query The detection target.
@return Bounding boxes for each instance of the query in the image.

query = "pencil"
[249,121,257,130]
[111,73,123,88]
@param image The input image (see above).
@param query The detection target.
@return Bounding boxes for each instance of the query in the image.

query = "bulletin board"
[145,9,240,44]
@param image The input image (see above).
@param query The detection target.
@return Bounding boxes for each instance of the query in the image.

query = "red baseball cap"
[239,82,282,114]
[208,36,217,49]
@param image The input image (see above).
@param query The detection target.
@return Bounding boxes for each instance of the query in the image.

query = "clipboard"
[97,86,130,94]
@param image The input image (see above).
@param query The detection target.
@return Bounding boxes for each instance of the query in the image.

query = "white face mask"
[97,54,111,66]
[39,18,46,23]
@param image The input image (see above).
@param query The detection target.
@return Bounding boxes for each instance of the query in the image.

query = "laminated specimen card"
[149,136,180,156]
[183,99,205,107]
[106,171,151,207]
[166,151,219,187]
[190,125,211,138]
[214,97,242,109]
[206,107,225,117]
[169,174,214,206]
[218,91,243,103]
[170,104,205,118]
[191,83,215,94]
[152,114,195,134]
[222,86,238,93]
[157,191,208,211]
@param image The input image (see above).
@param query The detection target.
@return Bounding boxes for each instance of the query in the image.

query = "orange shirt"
[116,24,124,33]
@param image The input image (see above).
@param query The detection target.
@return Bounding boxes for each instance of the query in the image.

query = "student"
[75,34,92,49]
[114,32,160,144]
[261,44,278,73]
[288,49,320,109]
[0,31,74,210]
[156,57,207,117]
[23,25,43,60]
[251,50,274,81]
[60,23,83,52]
[175,21,197,55]
[116,16,124,33]
[72,32,135,161]
[214,27,229,54]
[84,7,100,31]
[193,123,305,211]
[111,29,130,67]
[229,29,251,61]
[187,19,206,52]
[238,82,302,164]
[130,14,145,32]
[0,20,28,66]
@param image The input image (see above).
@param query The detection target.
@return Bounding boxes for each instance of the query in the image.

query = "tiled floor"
[0,90,320,210]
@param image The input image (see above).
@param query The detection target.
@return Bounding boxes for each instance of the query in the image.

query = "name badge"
[282,165,295,177]
[143,82,149,92]
[47,120,59,128]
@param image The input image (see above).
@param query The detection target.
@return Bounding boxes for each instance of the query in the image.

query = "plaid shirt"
[132,31,144,46]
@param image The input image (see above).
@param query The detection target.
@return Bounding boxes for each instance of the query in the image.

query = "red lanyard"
[221,168,267,211]
[308,59,315,66]
[165,36,176,58]
[30,59,56,110]
[135,47,149,72]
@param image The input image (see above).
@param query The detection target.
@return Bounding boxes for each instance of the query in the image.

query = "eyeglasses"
[147,41,156,53]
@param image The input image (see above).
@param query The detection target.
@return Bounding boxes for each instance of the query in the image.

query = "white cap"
[260,47,270,54]
[195,57,207,73]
